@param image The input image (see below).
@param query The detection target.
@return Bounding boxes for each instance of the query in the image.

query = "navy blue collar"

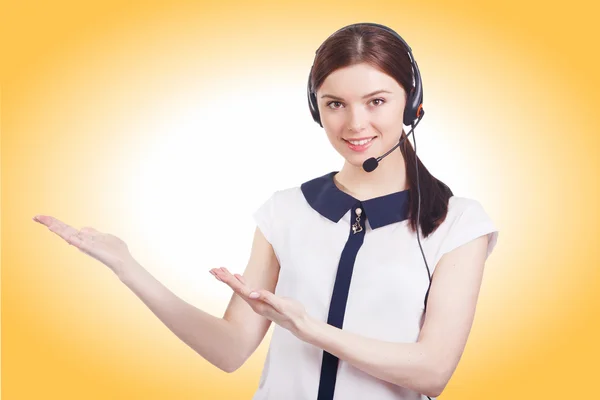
[300,171,410,230]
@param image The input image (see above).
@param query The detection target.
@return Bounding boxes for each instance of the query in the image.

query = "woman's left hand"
[210,267,310,339]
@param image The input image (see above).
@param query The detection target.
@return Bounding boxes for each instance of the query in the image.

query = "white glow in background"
[116,72,472,310]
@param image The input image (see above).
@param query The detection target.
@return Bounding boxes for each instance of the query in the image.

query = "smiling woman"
[219,22,499,400]
[308,24,452,238]
[33,21,499,400]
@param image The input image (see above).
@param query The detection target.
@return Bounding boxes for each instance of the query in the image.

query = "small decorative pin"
[352,207,363,234]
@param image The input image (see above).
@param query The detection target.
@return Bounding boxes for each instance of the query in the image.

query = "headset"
[307,23,435,400]
[307,22,423,127]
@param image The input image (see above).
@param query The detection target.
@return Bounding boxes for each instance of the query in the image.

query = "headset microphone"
[362,137,406,172]
[361,112,424,173]
[308,23,434,400]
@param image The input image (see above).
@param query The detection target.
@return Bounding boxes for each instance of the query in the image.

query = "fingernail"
[249,292,259,299]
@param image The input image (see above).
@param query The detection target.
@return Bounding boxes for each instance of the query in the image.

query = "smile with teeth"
[346,137,374,145]
[343,136,376,152]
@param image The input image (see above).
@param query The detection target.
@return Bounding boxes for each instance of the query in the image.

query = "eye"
[327,101,343,109]
[371,98,386,106]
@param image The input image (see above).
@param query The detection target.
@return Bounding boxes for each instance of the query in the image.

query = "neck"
[334,148,408,201]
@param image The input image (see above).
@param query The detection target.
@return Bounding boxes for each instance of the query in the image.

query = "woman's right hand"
[33,214,136,279]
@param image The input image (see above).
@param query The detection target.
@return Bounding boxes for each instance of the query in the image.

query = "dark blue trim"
[301,171,410,229]
[317,204,366,400]
[302,171,412,399]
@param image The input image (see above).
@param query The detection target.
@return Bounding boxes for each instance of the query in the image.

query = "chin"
[339,144,379,163]
[340,152,373,170]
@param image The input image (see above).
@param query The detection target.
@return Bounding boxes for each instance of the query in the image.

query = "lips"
[343,136,376,145]
[344,137,376,152]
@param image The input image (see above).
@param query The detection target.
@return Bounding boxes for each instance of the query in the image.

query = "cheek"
[375,111,404,133]
[322,120,345,139]
[378,109,402,126]
[324,131,342,148]
[321,112,344,129]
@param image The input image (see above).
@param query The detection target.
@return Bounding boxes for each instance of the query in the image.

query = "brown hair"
[309,24,453,238]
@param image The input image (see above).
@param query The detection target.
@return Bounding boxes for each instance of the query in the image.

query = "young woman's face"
[316,62,407,167]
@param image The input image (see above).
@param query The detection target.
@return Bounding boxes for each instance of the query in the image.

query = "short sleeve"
[439,200,499,260]
[252,191,278,245]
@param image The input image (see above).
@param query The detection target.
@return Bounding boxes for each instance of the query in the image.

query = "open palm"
[33,214,134,277]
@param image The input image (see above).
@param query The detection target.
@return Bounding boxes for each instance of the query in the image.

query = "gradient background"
[2,0,599,399]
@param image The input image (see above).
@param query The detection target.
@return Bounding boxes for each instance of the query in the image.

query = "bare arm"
[34,213,278,373]
[297,235,490,397]
[120,261,240,372]
[119,226,279,373]
[221,227,280,368]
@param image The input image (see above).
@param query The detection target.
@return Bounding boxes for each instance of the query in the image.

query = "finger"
[213,268,252,297]
[234,274,247,285]
[209,268,227,282]
[221,268,250,291]
[217,267,238,283]
[69,229,104,253]
[67,231,92,251]
[252,290,283,314]
[34,215,67,230]
[32,215,50,225]
[209,269,223,282]
[35,215,80,244]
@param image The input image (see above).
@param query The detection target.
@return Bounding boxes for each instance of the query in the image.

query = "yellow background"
[2,0,599,399]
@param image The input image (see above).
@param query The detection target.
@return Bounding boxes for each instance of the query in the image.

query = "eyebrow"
[320,89,392,100]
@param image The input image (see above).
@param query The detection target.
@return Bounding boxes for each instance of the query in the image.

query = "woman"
[33,23,499,400]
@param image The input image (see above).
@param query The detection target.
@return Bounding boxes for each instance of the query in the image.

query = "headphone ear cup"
[403,86,424,126]
[403,87,417,126]
[309,23,423,128]
[309,92,322,127]
[307,71,323,127]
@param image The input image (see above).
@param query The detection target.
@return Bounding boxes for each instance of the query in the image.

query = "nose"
[347,107,368,133]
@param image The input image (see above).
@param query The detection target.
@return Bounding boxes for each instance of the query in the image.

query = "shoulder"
[428,196,496,246]
[254,185,306,222]
[435,195,499,260]
[441,196,492,230]
[446,195,483,216]
[264,185,304,207]
[268,172,332,205]
[274,185,303,199]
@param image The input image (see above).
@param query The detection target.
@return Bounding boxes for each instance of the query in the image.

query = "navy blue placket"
[316,202,366,400]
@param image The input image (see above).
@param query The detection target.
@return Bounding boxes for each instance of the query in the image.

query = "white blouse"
[251,171,499,400]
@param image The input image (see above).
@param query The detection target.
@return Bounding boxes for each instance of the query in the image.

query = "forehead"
[318,63,403,96]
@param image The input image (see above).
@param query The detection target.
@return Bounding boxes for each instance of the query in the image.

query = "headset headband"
[307,22,424,127]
